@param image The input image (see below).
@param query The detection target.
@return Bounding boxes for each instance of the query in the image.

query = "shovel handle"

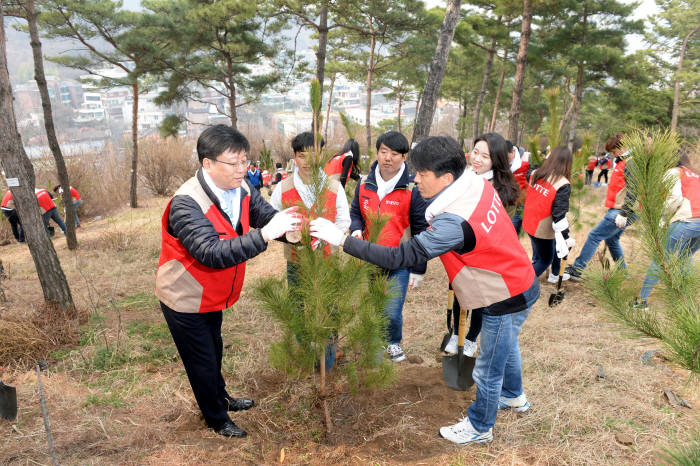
[557,258,567,290]
[458,308,467,347]
[448,289,454,310]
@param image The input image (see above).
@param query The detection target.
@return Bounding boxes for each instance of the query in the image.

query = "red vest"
[69,186,81,201]
[280,177,338,258]
[587,157,597,170]
[512,161,530,193]
[155,177,250,313]
[523,174,569,239]
[262,172,271,186]
[324,152,354,185]
[357,181,412,247]
[680,167,700,218]
[1,190,14,209]
[35,189,56,213]
[437,176,535,310]
[605,159,627,209]
[600,159,611,170]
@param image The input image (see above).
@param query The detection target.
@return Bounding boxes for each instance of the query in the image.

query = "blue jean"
[640,221,700,300]
[467,278,540,433]
[529,235,555,277]
[573,209,633,271]
[286,262,336,370]
[42,207,66,234]
[385,268,409,344]
[511,208,523,234]
[73,199,83,226]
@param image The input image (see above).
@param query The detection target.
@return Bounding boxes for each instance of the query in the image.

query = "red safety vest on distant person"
[437,175,535,311]
[35,189,56,213]
[1,191,14,210]
[587,157,597,170]
[324,151,354,185]
[522,173,569,239]
[155,177,250,313]
[605,159,627,209]
[680,167,700,218]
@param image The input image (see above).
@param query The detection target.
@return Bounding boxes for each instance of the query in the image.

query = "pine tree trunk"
[323,73,336,140]
[0,6,74,312]
[365,29,376,153]
[568,4,587,150]
[397,90,403,133]
[228,71,238,129]
[459,93,467,149]
[130,82,139,208]
[413,90,422,129]
[411,0,462,145]
[507,0,533,145]
[26,0,77,250]
[489,47,508,132]
[671,23,700,132]
[316,6,328,102]
[473,29,499,142]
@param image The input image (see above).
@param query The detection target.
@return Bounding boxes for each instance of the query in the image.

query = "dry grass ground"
[0,188,698,465]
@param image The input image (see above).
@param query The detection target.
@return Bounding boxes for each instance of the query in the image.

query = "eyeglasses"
[209,158,249,169]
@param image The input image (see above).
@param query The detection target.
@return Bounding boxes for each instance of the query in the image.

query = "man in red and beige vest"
[1,190,23,242]
[566,133,634,279]
[310,136,540,445]
[269,131,351,370]
[155,125,301,438]
[636,152,700,309]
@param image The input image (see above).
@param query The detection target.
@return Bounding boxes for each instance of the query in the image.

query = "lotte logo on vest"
[481,192,504,233]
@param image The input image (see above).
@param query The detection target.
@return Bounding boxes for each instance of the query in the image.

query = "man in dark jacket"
[155,125,301,438]
[349,131,429,362]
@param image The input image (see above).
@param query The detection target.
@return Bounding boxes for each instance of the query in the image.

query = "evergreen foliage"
[585,129,699,376]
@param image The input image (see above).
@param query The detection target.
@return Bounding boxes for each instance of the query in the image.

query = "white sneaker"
[498,393,530,412]
[444,335,458,355]
[444,336,477,357]
[386,343,406,362]
[439,417,493,445]
[463,339,478,357]
[547,272,570,283]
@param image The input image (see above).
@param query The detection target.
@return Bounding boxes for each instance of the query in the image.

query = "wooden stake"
[36,365,59,466]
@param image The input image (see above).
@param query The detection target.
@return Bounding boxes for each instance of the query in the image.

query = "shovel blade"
[0,381,17,420]
[442,354,475,391]
[548,290,566,307]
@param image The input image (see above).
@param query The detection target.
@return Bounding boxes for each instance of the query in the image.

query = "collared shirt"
[375,163,406,202]
[201,169,240,226]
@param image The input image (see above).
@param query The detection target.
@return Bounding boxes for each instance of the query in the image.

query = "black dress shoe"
[215,421,247,438]
[225,397,255,412]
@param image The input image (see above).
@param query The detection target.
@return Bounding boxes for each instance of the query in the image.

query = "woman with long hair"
[325,138,360,188]
[445,132,521,357]
[522,145,575,278]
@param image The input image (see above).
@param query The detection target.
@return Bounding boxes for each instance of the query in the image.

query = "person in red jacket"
[1,190,23,242]
[597,153,611,184]
[36,188,66,236]
[348,131,429,362]
[325,138,360,188]
[53,185,82,227]
[635,153,700,310]
[310,136,540,445]
[522,146,576,280]
[585,154,597,185]
[155,125,301,438]
[566,133,633,279]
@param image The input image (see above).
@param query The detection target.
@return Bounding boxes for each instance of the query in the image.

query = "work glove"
[309,217,346,247]
[615,214,627,229]
[565,237,576,249]
[261,206,301,241]
[350,229,363,239]
[408,273,424,289]
[554,230,569,259]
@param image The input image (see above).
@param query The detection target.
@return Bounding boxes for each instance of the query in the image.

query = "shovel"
[442,307,475,391]
[0,380,17,420]
[548,257,567,307]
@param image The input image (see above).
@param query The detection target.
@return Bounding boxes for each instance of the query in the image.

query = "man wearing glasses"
[155,124,301,438]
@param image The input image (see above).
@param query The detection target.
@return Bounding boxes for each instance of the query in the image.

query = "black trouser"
[450,284,482,342]
[598,169,608,183]
[585,170,593,185]
[161,302,231,429]
[2,209,24,242]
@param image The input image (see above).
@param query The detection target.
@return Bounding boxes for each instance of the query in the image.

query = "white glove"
[351,229,363,239]
[261,207,301,241]
[554,230,569,259]
[408,273,424,289]
[615,214,627,229]
[309,217,345,247]
[566,237,576,248]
